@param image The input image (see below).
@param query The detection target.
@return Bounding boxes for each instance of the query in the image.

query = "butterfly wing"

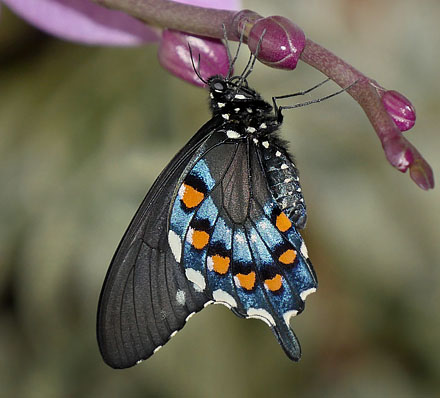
[168,133,317,360]
[97,118,223,369]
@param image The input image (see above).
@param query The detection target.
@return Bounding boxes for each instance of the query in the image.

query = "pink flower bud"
[158,30,230,87]
[381,90,416,132]
[247,16,305,70]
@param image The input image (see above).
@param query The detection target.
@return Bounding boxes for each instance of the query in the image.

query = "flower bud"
[247,16,305,70]
[381,90,416,132]
[158,29,230,87]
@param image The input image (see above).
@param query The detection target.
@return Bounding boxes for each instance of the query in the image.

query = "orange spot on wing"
[265,274,283,292]
[236,271,256,290]
[191,230,209,249]
[276,212,292,232]
[279,249,296,264]
[182,184,204,208]
[212,255,230,274]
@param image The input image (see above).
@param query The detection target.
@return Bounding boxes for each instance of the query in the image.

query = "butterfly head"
[207,75,272,116]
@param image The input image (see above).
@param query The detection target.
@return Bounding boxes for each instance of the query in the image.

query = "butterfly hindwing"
[168,133,317,360]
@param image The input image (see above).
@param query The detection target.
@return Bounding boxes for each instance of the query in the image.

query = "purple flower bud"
[247,16,305,70]
[381,90,416,132]
[410,158,435,191]
[158,30,230,87]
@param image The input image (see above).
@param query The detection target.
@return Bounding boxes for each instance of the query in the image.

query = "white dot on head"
[262,141,269,148]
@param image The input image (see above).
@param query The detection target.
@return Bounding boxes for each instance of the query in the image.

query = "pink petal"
[2,0,240,46]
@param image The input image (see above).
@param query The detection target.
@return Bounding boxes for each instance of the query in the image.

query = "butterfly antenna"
[242,29,266,80]
[234,29,266,92]
[224,24,246,79]
[188,43,208,85]
[275,79,359,121]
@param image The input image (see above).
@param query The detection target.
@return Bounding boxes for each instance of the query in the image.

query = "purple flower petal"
[2,0,240,45]
[158,29,230,87]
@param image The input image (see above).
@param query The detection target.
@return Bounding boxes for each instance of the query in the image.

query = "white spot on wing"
[153,345,162,354]
[178,184,186,198]
[217,102,225,108]
[275,151,281,157]
[226,130,241,139]
[185,268,206,291]
[207,256,214,271]
[260,122,267,129]
[283,310,298,325]
[175,289,186,305]
[222,113,230,120]
[246,126,256,133]
[235,94,246,99]
[168,230,182,262]
[300,288,316,301]
[253,138,259,144]
[213,289,237,308]
[247,308,275,327]
[300,241,309,258]
[280,45,287,51]
[185,312,195,322]
[262,141,269,148]
[204,300,213,308]
[170,330,178,338]
[281,163,288,170]
[136,359,143,365]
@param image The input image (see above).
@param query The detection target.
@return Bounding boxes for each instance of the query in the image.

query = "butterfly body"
[97,74,317,369]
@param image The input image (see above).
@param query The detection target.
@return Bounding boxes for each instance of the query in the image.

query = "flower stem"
[93,0,434,189]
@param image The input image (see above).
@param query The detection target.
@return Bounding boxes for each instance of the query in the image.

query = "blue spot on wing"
[182,196,218,275]
[256,201,317,301]
[170,159,216,240]
[246,221,303,314]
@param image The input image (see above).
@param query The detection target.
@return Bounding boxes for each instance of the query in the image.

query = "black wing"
[97,118,222,369]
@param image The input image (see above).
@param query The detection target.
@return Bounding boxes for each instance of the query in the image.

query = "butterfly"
[97,46,322,369]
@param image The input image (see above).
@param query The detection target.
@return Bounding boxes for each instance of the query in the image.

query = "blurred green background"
[1,1,439,397]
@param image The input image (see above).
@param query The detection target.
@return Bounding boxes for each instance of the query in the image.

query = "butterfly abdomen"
[260,141,307,229]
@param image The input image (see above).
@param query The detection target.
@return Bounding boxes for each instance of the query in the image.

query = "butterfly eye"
[213,81,225,92]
